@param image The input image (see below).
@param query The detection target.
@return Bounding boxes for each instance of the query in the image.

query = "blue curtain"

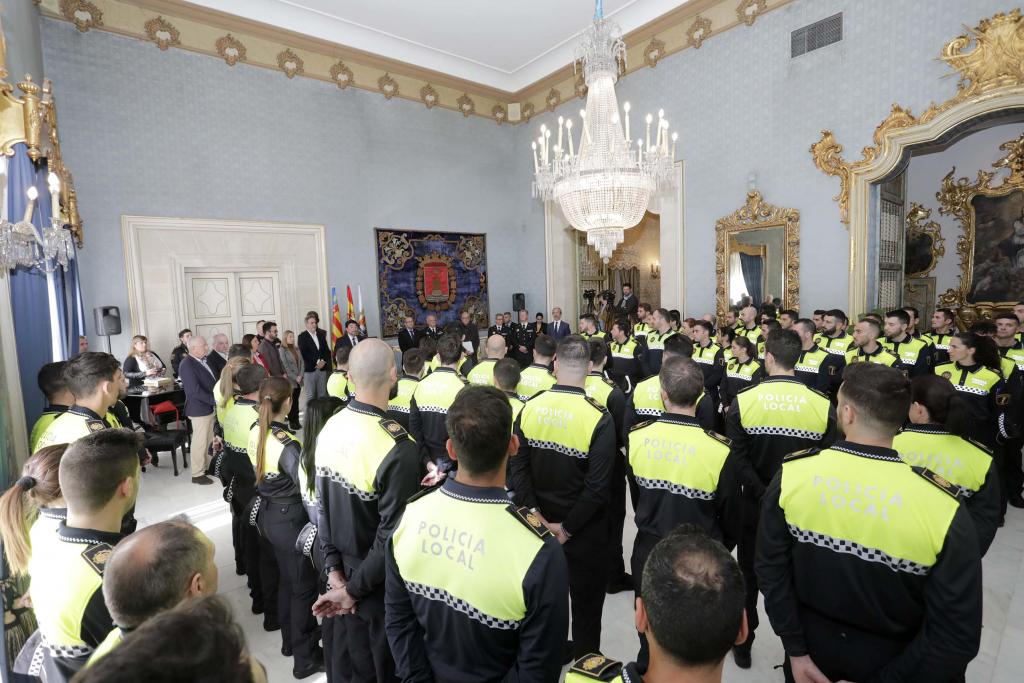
[739,253,764,309]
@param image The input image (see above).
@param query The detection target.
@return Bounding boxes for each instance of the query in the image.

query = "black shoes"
[263,618,281,632]
[293,661,325,679]
[1009,494,1024,509]
[732,645,752,669]
[606,573,634,594]
[191,475,214,485]
[281,643,292,657]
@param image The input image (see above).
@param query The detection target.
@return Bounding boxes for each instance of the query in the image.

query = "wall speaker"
[94,306,122,336]
[512,293,525,312]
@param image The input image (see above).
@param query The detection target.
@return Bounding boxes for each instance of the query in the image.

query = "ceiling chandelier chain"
[531,0,676,262]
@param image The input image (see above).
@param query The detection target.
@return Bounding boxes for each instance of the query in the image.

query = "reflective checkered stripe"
[635,408,660,416]
[822,347,846,356]
[525,439,587,459]
[316,466,379,501]
[388,404,411,413]
[635,475,714,500]
[727,372,756,381]
[691,355,715,365]
[301,525,318,557]
[248,496,261,526]
[787,524,930,575]
[794,364,821,373]
[952,384,990,396]
[416,404,450,414]
[405,581,522,630]
[746,426,825,439]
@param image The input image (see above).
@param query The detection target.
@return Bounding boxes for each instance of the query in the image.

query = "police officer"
[494,358,526,423]
[487,312,512,347]
[633,303,652,342]
[625,335,720,433]
[219,363,276,626]
[644,308,677,374]
[29,361,73,453]
[819,309,855,358]
[924,307,958,366]
[846,318,901,368]
[314,339,422,681]
[247,377,323,677]
[627,357,742,666]
[22,429,140,680]
[934,331,1012,452]
[566,526,747,683]
[511,309,537,367]
[326,345,354,403]
[410,334,469,477]
[690,320,725,409]
[608,319,646,394]
[578,313,610,342]
[721,336,764,411]
[510,335,616,660]
[882,309,931,377]
[387,349,424,431]
[756,363,982,682]
[35,352,124,452]
[516,334,557,400]
[467,334,507,386]
[735,305,764,348]
[792,318,843,398]
[378,385,569,681]
[725,328,836,669]
[993,312,1024,508]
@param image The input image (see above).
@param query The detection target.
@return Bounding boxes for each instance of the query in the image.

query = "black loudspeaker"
[513,293,525,312]
[94,306,121,336]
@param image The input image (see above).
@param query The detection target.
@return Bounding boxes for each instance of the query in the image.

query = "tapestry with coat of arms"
[375,228,489,338]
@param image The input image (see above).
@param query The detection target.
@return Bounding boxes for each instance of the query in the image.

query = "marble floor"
[135,456,1024,683]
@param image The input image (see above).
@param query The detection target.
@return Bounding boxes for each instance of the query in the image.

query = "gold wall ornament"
[903,203,945,278]
[521,101,536,123]
[491,104,507,125]
[574,73,587,100]
[456,93,475,117]
[714,190,800,316]
[936,134,1024,327]
[276,49,304,79]
[215,34,246,66]
[686,16,712,49]
[378,73,399,99]
[144,16,179,51]
[643,37,666,68]
[59,0,103,32]
[941,10,1024,98]
[419,84,439,109]
[545,88,561,112]
[736,0,767,26]
[15,76,43,162]
[329,60,354,89]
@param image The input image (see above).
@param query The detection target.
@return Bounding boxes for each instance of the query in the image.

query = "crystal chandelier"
[532,0,676,262]
[0,174,75,275]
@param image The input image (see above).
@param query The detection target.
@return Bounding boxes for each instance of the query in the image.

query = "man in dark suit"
[421,314,443,342]
[487,313,511,348]
[177,336,217,485]
[616,283,639,322]
[547,307,571,342]
[205,333,229,379]
[398,315,420,353]
[510,309,536,367]
[458,310,480,357]
[333,319,367,357]
[298,312,331,409]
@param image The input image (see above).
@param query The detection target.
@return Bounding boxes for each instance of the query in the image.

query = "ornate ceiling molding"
[38,0,794,124]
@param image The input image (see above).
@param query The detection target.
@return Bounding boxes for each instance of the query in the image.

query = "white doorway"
[185,270,282,343]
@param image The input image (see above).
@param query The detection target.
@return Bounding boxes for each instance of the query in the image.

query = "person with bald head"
[466,334,508,386]
[314,339,423,680]
[88,519,218,666]
[177,335,217,484]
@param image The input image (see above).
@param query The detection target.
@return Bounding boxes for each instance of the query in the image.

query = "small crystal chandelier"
[532,0,676,262]
[0,174,75,275]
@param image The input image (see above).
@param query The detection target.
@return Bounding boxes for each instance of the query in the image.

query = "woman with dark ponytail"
[894,376,1001,555]
[247,376,322,678]
[933,331,1012,450]
[0,445,68,666]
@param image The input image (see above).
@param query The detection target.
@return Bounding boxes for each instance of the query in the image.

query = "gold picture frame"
[936,133,1024,327]
[715,190,800,315]
[904,203,945,278]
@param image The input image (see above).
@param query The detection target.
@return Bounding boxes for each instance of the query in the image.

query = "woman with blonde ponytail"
[214,345,252,424]
[246,376,322,676]
[0,444,68,665]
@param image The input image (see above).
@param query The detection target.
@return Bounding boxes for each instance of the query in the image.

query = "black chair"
[143,430,190,476]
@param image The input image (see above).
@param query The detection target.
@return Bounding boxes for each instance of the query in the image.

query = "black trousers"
[630,531,660,668]
[234,491,278,624]
[261,499,320,670]
[562,512,609,659]
[1001,439,1023,502]
[326,588,397,682]
[608,451,629,580]
[736,490,761,651]
[288,385,302,426]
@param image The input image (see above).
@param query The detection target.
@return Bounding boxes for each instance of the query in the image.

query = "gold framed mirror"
[715,190,800,315]
[904,203,945,278]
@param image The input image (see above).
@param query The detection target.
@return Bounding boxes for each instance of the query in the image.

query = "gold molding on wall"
[36,0,794,123]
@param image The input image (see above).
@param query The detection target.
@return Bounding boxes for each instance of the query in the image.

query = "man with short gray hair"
[177,336,217,483]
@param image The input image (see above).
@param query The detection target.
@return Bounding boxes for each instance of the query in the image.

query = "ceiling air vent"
[791,13,842,58]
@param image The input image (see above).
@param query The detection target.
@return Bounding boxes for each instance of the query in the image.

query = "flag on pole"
[330,287,343,347]
[357,285,367,333]
[346,285,356,323]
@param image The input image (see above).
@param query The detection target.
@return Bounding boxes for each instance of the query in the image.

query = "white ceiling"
[186,0,694,92]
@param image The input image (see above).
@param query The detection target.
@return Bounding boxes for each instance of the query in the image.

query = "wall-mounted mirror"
[715,191,800,314]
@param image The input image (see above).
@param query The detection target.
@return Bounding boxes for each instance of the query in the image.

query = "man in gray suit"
[547,307,571,342]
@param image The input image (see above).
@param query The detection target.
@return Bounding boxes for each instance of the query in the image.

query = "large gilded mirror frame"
[715,190,799,316]
[810,10,1024,317]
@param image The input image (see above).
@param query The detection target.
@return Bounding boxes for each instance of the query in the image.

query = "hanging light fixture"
[0,180,75,275]
[532,0,676,262]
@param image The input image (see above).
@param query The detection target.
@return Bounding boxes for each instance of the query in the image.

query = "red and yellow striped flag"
[346,285,356,323]
[330,287,343,346]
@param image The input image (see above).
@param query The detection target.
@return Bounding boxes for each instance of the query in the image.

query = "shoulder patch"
[379,418,410,441]
[508,505,553,539]
[705,430,732,447]
[602,377,617,389]
[81,542,114,575]
[406,483,442,504]
[273,428,292,444]
[996,393,1010,406]
[583,394,608,413]
[569,653,622,680]
[629,419,654,432]
[806,385,830,400]
[783,448,820,463]
[86,419,106,432]
[735,382,759,396]
[963,436,994,455]
[912,466,959,499]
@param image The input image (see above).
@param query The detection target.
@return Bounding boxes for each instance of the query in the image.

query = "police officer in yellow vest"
[410,335,469,475]
[19,429,140,681]
[933,331,1012,452]
[578,313,610,343]
[29,361,73,454]
[924,307,958,366]
[516,334,557,401]
[721,336,764,411]
[625,335,718,433]
[735,305,764,349]
[608,319,647,394]
[627,357,742,666]
[327,345,354,404]
[644,309,677,375]
[994,312,1024,508]
[846,318,901,368]
[882,309,931,377]
[314,339,422,681]
[567,526,747,683]
[756,362,983,683]
[725,328,835,669]
[387,349,425,431]
[247,377,323,677]
[633,303,652,343]
[792,318,843,398]
[466,334,507,386]
[690,320,726,411]
[35,352,125,453]
[494,358,526,424]
[819,309,856,358]
[510,335,617,661]
[374,385,570,681]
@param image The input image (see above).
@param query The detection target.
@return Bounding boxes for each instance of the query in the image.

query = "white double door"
[184,270,282,345]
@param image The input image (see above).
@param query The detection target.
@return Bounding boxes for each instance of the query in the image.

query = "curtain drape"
[739,252,764,309]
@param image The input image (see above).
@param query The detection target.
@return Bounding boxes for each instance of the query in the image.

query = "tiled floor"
[135,455,1024,682]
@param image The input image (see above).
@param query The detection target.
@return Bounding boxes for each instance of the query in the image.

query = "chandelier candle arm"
[23,187,38,224]
[566,119,575,157]
[624,101,631,142]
